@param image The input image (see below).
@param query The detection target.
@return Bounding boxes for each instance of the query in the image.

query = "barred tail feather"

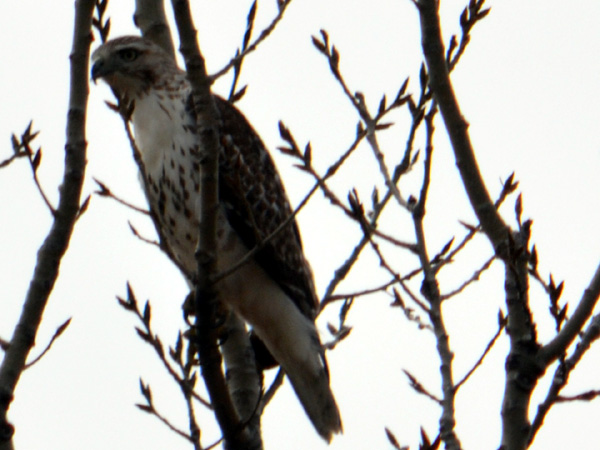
[282,349,343,442]
[221,249,342,441]
[246,294,342,441]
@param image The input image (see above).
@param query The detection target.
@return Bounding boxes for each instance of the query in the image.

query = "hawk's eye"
[118,48,139,62]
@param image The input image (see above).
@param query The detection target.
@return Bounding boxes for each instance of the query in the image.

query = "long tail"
[253,307,342,442]
[282,345,342,442]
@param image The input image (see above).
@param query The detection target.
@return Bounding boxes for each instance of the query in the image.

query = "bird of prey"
[91,36,341,441]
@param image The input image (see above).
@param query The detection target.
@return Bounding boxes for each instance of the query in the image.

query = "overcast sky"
[2,1,600,449]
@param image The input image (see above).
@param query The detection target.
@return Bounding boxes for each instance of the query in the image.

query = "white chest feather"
[132,91,194,174]
[131,90,205,273]
[130,90,250,285]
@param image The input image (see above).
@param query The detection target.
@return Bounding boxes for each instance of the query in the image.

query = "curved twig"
[0,1,95,447]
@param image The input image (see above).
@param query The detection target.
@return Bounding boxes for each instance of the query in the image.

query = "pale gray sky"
[1,1,600,449]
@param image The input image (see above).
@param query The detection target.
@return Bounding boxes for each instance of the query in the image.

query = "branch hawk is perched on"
[91,36,341,441]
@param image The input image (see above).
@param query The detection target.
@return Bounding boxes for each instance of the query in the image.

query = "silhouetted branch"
[212,178,319,284]
[410,97,461,450]
[170,2,259,449]
[259,369,285,412]
[324,279,399,303]
[391,288,431,330]
[24,318,71,369]
[323,297,354,350]
[137,379,198,444]
[227,1,256,102]
[117,283,211,448]
[211,0,294,82]
[404,369,442,405]
[556,390,600,402]
[312,30,412,210]
[117,284,211,408]
[527,263,600,445]
[318,70,424,306]
[419,0,507,255]
[9,124,55,214]
[0,2,95,447]
[93,178,150,214]
[446,0,490,71]
[441,255,495,300]
[434,173,518,276]
[92,0,111,43]
[0,150,28,169]
[134,0,175,57]
[385,427,412,450]
[455,311,505,390]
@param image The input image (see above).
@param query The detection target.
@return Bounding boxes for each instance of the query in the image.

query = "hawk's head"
[91,36,179,98]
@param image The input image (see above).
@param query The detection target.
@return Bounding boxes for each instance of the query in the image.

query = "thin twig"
[556,390,600,402]
[24,319,71,369]
[259,369,285,412]
[325,278,400,303]
[210,0,294,82]
[404,369,442,405]
[371,228,417,251]
[0,2,94,445]
[412,98,462,450]
[441,255,495,300]
[212,180,319,284]
[455,313,505,390]
[320,73,424,306]
[529,266,600,445]
[117,284,211,409]
[171,2,255,448]
[9,124,56,214]
[137,380,196,443]
[0,152,27,169]
[227,1,257,102]
[312,31,411,210]
[419,0,507,252]
[25,150,56,215]
[434,172,518,275]
[93,177,150,215]
[128,221,161,247]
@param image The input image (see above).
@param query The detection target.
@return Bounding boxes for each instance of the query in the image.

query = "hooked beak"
[91,58,109,83]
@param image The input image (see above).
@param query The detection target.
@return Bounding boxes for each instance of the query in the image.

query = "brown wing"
[212,96,318,320]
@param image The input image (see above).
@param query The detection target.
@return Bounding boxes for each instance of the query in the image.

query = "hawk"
[91,36,341,441]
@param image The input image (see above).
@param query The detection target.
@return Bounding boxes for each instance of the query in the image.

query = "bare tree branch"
[259,369,285,412]
[7,125,56,214]
[403,369,442,405]
[116,284,211,409]
[137,379,199,446]
[24,318,71,369]
[319,72,423,307]
[93,177,150,214]
[440,255,495,300]
[170,2,260,449]
[418,0,508,255]
[210,0,294,82]
[0,1,95,447]
[411,101,462,450]
[312,31,411,210]
[455,312,505,390]
[134,0,175,57]
[537,262,600,366]
[0,150,28,169]
[227,1,257,102]
[528,263,600,445]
